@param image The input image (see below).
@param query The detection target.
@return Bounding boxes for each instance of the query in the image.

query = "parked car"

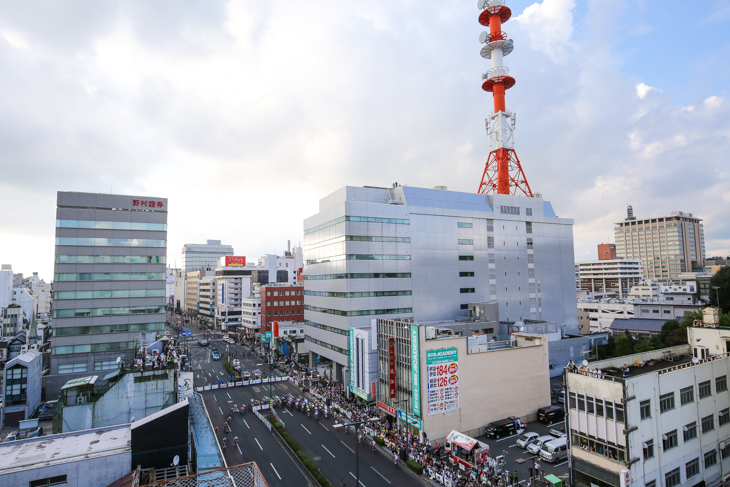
[527,435,555,455]
[484,417,518,438]
[233,359,241,371]
[27,426,43,438]
[198,339,209,347]
[212,349,220,361]
[516,431,540,449]
[243,371,252,380]
[37,400,58,421]
[540,436,568,463]
[537,405,565,424]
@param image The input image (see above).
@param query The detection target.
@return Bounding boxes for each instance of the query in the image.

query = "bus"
[445,430,490,469]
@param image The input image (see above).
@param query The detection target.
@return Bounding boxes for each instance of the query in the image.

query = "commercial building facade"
[577,259,643,298]
[261,283,304,333]
[303,185,578,378]
[178,240,233,312]
[614,210,705,280]
[49,192,167,396]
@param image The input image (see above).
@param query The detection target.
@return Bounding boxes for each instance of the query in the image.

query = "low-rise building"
[1,349,42,428]
[577,259,643,298]
[565,324,730,487]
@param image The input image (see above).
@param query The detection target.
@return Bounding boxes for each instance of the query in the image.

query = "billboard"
[426,347,459,416]
[388,338,396,398]
[178,372,194,402]
[410,325,421,417]
[225,256,246,267]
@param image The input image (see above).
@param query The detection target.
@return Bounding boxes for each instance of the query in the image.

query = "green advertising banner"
[410,324,421,417]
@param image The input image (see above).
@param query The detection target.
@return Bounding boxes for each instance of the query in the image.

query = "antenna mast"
[476,0,533,197]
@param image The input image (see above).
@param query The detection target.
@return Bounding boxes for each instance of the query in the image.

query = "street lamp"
[333,417,381,487]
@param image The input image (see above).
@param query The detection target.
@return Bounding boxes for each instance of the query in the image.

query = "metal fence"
[139,462,269,487]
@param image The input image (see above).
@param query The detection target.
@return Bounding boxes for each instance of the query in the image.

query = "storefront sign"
[426,347,459,416]
[397,409,422,430]
[388,337,396,398]
[410,325,421,417]
[132,199,164,208]
[351,385,368,400]
[225,256,246,267]
[349,328,356,392]
[378,401,396,415]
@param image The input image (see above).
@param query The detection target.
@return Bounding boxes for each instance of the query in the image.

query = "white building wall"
[0,265,13,309]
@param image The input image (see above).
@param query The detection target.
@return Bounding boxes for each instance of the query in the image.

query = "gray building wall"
[48,192,168,398]
[1,350,42,427]
[303,185,578,369]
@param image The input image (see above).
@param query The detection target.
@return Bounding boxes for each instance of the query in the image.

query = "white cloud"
[636,82,658,99]
[514,0,576,63]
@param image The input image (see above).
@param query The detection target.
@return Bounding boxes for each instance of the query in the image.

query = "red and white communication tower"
[476,0,533,197]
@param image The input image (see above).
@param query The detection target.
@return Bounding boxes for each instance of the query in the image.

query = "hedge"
[406,459,424,475]
[223,362,236,377]
[268,416,333,487]
[374,436,385,446]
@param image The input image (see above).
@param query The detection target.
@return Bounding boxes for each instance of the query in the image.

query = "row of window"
[345,236,411,243]
[655,377,728,414]
[266,310,303,317]
[53,305,165,318]
[56,237,166,247]
[54,272,165,282]
[56,254,165,264]
[304,216,410,235]
[457,222,473,228]
[304,305,413,317]
[266,290,302,296]
[460,272,475,277]
[54,323,165,337]
[56,219,167,231]
[460,288,475,294]
[573,432,626,463]
[303,320,350,336]
[58,360,126,374]
[303,290,412,298]
[660,448,724,487]
[54,289,165,300]
[305,335,349,355]
[305,254,411,265]
[304,272,412,280]
[458,239,473,245]
[265,301,303,306]
[568,393,625,422]
[53,341,137,355]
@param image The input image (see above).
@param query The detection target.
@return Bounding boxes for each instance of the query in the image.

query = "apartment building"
[577,259,643,298]
[260,284,304,333]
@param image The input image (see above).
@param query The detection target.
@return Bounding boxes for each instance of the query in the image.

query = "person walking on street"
[393,452,398,466]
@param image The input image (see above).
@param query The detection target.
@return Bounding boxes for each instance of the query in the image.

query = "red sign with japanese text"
[225,256,246,267]
[378,401,396,416]
[132,199,164,208]
[388,337,396,398]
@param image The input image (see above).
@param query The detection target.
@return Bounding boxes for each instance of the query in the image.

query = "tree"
[710,266,730,313]
[614,331,635,356]
[658,319,689,347]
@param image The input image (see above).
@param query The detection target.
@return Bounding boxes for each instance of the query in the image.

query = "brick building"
[260,284,304,333]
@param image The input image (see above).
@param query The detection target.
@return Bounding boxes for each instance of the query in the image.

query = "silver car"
[516,432,540,449]
[526,435,554,455]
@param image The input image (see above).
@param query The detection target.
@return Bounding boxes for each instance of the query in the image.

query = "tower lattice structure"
[476,0,533,197]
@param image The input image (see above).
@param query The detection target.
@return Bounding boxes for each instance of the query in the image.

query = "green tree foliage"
[614,331,635,356]
[710,266,730,312]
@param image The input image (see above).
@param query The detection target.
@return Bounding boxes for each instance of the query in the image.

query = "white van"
[540,437,568,463]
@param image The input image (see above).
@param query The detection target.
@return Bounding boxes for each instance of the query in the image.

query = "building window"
[526,222,533,234]
[487,237,494,249]
[683,422,697,441]
[664,467,680,487]
[643,439,654,459]
[680,386,694,405]
[29,476,68,487]
[660,392,675,412]
[705,449,718,468]
[94,360,118,371]
[458,255,474,261]
[645,481,656,487]
[457,222,473,228]
[699,380,712,399]
[685,458,700,479]
[458,239,474,245]
[58,363,88,374]
[702,414,715,433]
[720,408,730,427]
[460,288,475,294]
[459,272,474,277]
[662,430,678,451]
[717,375,728,393]
[722,443,730,460]
[526,208,533,216]
[640,400,651,420]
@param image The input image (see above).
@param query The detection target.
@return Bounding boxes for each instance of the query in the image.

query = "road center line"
[301,424,312,435]
[284,409,293,416]
[340,441,355,453]
[243,419,250,429]
[270,463,282,480]
[349,472,366,487]
[255,438,263,451]
[322,444,336,458]
[218,406,223,415]
[237,444,242,455]
[320,423,329,431]
[227,393,231,399]
[371,466,391,484]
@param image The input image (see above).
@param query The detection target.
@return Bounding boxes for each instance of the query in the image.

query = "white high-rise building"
[179,240,233,312]
[303,184,578,379]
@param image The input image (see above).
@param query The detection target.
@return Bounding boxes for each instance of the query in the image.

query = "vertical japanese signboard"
[388,338,396,398]
[410,325,421,417]
[349,328,355,392]
[426,347,459,416]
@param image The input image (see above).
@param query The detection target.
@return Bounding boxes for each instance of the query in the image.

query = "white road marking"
[214,395,217,401]
[284,409,294,416]
[237,444,242,454]
[270,463,282,480]
[508,444,518,448]
[301,424,312,435]
[218,406,223,414]
[208,372,212,377]
[320,423,329,431]
[227,393,231,399]
[243,419,250,429]
[322,444,336,458]
[349,472,366,487]
[554,460,568,467]
[255,438,263,451]
[340,440,354,453]
[371,467,391,484]
[497,433,519,442]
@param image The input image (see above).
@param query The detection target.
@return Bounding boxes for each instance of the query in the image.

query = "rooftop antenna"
[476,0,533,197]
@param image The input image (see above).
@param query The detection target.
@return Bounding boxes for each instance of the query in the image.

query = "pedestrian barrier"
[196,375,291,392]
[253,405,272,432]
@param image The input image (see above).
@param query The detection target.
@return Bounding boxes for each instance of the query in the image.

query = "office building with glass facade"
[48,192,167,396]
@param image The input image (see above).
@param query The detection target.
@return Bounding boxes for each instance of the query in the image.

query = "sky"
[1,0,729,281]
